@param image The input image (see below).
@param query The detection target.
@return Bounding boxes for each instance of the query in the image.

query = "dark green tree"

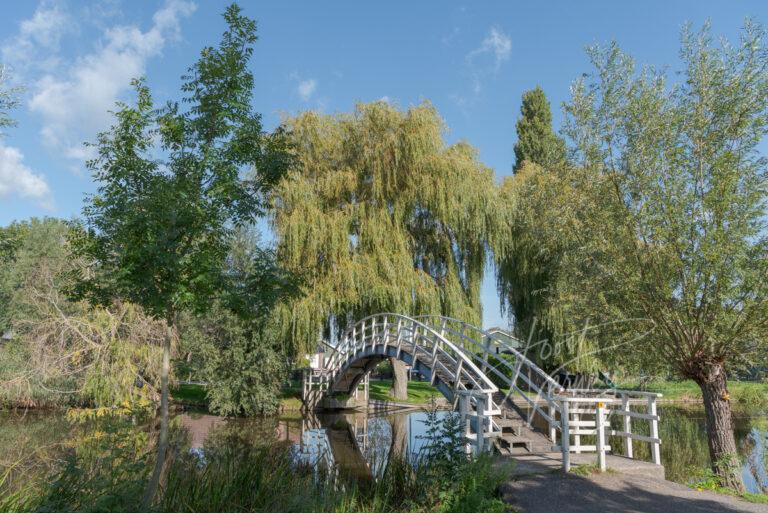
[178,227,297,417]
[512,86,566,172]
[497,87,573,373]
[70,5,291,508]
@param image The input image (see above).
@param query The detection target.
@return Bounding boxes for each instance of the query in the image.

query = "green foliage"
[512,86,566,172]
[2,411,511,513]
[175,227,298,417]
[70,4,290,324]
[0,63,21,133]
[181,305,288,416]
[272,102,499,354]
[493,163,608,373]
[559,20,768,379]
[368,380,441,404]
[0,218,164,410]
[485,353,517,388]
[689,467,768,504]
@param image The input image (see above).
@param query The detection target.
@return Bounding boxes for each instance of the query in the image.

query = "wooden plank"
[612,410,659,421]
[566,445,611,452]
[570,429,599,436]
[610,430,661,444]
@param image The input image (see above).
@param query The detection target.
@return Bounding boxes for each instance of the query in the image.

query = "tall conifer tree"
[513,86,566,172]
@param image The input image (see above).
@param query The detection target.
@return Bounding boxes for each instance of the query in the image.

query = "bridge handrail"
[324,313,499,394]
[412,316,566,431]
[412,315,565,393]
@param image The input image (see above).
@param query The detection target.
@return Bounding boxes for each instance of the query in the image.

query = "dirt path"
[500,472,767,513]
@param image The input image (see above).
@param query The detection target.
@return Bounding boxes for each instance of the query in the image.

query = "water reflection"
[0,406,766,496]
[291,410,454,483]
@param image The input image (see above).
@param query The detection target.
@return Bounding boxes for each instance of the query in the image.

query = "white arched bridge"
[302,313,664,473]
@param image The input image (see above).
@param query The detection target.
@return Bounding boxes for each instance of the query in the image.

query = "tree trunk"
[389,358,408,400]
[389,413,408,457]
[693,363,745,492]
[141,319,173,510]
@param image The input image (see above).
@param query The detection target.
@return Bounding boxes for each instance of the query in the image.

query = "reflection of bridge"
[295,411,396,482]
[303,313,665,473]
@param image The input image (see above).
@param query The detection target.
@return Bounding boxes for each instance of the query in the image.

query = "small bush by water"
[0,408,511,513]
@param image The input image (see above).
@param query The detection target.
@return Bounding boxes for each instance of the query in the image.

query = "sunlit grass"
[368,380,441,405]
[616,380,768,409]
[171,381,305,411]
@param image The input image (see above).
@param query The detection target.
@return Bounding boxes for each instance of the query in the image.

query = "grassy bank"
[171,381,304,412]
[0,411,511,513]
[617,380,768,408]
[369,380,441,405]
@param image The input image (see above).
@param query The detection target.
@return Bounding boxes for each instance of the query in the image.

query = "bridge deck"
[504,452,665,480]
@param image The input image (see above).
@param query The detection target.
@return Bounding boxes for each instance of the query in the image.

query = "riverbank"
[615,380,768,407]
[170,379,444,413]
[0,408,507,513]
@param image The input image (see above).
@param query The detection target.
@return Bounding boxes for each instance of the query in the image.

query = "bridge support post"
[648,396,661,465]
[596,402,606,472]
[560,399,570,472]
[622,393,633,459]
[476,396,486,453]
[458,393,471,455]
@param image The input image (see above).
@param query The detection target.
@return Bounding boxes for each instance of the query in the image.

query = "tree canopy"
[70,5,292,506]
[271,101,499,355]
[553,22,768,490]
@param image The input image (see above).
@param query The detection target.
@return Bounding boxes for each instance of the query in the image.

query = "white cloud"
[453,26,511,108]
[467,26,511,71]
[297,79,317,101]
[1,1,72,73]
[0,142,52,208]
[20,0,196,166]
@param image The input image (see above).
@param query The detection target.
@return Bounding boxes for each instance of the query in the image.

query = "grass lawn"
[617,379,768,408]
[368,379,441,404]
[171,381,305,411]
[171,383,208,405]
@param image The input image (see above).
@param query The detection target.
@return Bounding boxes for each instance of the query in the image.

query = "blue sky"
[1,1,767,328]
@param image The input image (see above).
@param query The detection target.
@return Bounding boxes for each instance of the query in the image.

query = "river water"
[1,405,766,496]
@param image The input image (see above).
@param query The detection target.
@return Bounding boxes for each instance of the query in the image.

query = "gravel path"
[499,472,767,513]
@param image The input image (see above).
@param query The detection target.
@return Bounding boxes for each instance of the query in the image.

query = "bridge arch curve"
[325,314,499,405]
[303,313,666,471]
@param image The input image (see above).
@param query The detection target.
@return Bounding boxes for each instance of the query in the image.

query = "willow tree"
[559,23,768,490]
[272,102,497,398]
[494,162,609,377]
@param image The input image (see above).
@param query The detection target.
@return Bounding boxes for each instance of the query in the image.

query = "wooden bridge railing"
[304,313,663,472]
[557,389,662,471]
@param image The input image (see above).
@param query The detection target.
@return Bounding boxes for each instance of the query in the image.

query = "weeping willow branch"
[271,102,500,355]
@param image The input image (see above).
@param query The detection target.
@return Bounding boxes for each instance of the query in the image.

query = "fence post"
[547,383,557,442]
[596,402,606,472]
[622,393,633,459]
[476,394,486,453]
[561,399,570,472]
[648,396,661,465]
[573,403,581,454]
[459,393,471,455]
